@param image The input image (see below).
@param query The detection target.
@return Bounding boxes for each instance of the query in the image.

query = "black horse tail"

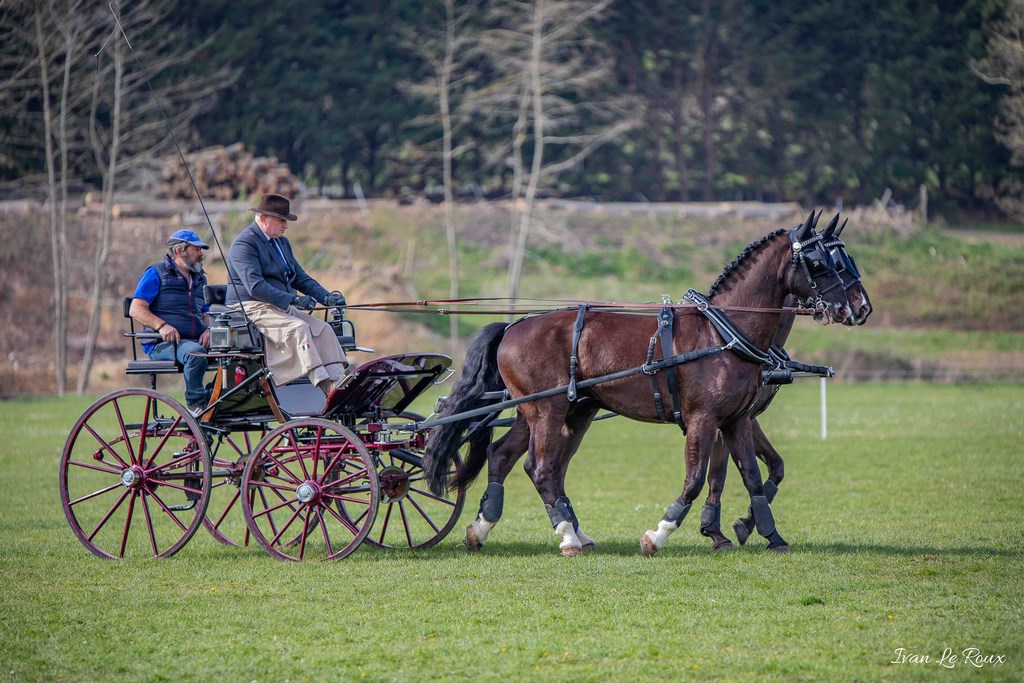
[423,322,508,496]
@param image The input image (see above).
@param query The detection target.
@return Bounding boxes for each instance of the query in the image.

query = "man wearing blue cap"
[129,229,212,413]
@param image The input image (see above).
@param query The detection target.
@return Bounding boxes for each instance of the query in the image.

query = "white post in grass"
[820,377,828,440]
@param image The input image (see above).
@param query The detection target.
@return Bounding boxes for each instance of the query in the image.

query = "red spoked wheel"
[241,418,379,561]
[201,429,266,547]
[59,389,211,559]
[364,412,466,550]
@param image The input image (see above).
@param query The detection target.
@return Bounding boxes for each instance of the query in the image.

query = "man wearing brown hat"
[226,193,349,396]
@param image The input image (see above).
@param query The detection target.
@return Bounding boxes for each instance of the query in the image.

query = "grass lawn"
[0,382,1022,681]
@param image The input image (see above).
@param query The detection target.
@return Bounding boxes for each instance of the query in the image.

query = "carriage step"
[168,500,197,511]
[126,360,180,375]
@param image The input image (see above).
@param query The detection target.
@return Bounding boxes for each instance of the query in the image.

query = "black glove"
[325,292,346,307]
[291,294,317,310]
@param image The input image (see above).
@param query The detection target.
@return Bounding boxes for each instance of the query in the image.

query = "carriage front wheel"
[241,418,379,561]
[59,389,211,559]
[364,412,466,550]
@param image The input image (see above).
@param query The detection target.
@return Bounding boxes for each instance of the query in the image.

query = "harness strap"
[658,307,686,431]
[567,304,588,402]
[684,290,775,365]
[645,312,669,423]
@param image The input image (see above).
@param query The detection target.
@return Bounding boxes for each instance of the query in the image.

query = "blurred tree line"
[161,0,1012,217]
[1,0,1018,218]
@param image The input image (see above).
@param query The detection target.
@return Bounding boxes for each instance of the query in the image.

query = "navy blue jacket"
[140,255,208,353]
[225,222,329,309]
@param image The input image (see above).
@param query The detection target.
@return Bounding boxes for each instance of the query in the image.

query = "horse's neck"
[774,296,798,347]
[708,237,789,349]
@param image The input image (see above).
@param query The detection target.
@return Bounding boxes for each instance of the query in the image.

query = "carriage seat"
[122,296,181,375]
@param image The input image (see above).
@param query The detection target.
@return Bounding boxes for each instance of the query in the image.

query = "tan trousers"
[234,302,348,386]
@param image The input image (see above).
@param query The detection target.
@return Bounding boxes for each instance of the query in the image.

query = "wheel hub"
[296,481,321,504]
[120,466,145,489]
[379,466,411,502]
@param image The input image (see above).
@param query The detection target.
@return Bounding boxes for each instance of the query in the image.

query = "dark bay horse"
[699,216,873,550]
[424,218,852,556]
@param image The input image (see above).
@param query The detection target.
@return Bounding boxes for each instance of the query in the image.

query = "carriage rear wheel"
[240,418,379,561]
[363,412,466,550]
[59,389,211,559]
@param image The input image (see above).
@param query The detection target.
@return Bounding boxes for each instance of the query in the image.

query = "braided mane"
[707,227,789,297]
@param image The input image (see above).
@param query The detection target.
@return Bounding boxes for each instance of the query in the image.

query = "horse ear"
[812,209,823,231]
[822,213,840,239]
[797,210,815,240]
[835,217,848,238]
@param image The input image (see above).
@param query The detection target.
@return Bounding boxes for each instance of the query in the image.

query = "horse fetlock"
[699,501,721,536]
[766,534,791,553]
[577,528,597,552]
[479,481,505,523]
[763,479,778,503]
[750,495,776,537]
[545,496,579,531]
[664,499,692,527]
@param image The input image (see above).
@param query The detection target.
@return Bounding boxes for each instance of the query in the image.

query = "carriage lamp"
[209,312,238,352]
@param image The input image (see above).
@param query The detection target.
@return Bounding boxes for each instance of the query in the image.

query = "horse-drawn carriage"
[59,285,464,561]
[61,212,870,560]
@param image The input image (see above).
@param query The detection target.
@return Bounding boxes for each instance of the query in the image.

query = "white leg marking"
[465,514,497,550]
[554,520,583,556]
[643,520,679,551]
[472,515,496,543]
[577,528,596,551]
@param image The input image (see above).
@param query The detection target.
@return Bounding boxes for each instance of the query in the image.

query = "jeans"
[148,340,209,406]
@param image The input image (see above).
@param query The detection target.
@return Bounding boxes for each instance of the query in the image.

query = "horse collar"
[683,290,773,366]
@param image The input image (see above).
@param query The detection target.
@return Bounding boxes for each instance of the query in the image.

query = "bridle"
[789,227,845,311]
[823,237,863,293]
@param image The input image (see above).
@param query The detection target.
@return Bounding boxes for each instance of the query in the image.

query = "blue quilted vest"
[144,255,207,346]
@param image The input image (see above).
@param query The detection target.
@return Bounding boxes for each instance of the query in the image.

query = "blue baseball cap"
[167,229,209,249]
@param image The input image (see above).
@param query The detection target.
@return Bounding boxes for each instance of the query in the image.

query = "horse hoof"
[712,539,734,551]
[640,532,658,557]
[560,545,583,557]
[581,542,597,553]
[464,525,483,552]
[766,543,791,554]
[732,519,751,546]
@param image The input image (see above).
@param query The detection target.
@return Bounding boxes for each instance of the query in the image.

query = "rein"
[345,298,824,317]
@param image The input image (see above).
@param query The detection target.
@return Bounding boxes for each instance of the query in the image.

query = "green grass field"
[1,382,1022,681]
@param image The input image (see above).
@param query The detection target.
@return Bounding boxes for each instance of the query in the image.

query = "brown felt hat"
[251,193,298,221]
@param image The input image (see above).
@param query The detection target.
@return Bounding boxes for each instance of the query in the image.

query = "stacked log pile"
[159,143,300,200]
